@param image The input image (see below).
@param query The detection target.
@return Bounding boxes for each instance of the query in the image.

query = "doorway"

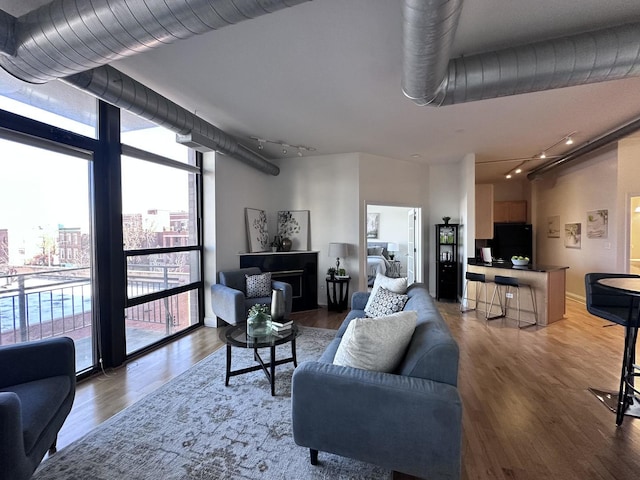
[365,204,422,285]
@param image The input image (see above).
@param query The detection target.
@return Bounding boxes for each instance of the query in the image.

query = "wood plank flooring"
[54,301,640,480]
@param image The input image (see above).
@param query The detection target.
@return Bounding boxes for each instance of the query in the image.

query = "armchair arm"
[272,280,293,317]
[292,361,461,479]
[351,291,370,311]
[211,284,246,325]
[0,337,75,389]
[0,392,28,477]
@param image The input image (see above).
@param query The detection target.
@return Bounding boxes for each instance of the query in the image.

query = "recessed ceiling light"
[410,153,422,158]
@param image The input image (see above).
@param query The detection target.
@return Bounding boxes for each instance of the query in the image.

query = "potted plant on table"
[327,267,336,279]
[247,304,271,337]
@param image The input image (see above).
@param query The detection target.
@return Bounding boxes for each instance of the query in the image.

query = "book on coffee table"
[271,319,293,328]
[271,322,293,332]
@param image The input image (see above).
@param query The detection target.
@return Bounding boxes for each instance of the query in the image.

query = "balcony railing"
[0,266,190,347]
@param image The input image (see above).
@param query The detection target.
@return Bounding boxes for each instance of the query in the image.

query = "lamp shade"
[328,242,349,258]
[387,242,399,252]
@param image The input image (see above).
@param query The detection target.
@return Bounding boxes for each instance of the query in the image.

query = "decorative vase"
[443,216,451,225]
[280,237,292,252]
[270,288,286,323]
[247,312,271,337]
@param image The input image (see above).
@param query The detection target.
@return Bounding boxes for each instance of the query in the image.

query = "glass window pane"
[121,110,192,164]
[125,289,199,354]
[122,156,199,250]
[0,79,97,138]
[0,139,94,372]
[126,251,201,299]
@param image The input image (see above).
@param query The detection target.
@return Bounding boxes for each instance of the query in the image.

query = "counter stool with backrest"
[585,272,640,426]
[460,272,488,316]
[487,275,537,328]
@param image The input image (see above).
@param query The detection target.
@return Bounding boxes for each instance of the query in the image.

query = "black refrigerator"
[490,224,533,262]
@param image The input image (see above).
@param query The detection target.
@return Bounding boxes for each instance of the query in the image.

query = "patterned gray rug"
[34,326,392,479]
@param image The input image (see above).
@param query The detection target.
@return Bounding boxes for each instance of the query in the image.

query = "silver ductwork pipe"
[403,0,640,106]
[65,65,280,175]
[0,0,310,84]
[402,0,463,105]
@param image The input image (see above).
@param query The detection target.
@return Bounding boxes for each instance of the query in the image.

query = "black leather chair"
[585,273,640,425]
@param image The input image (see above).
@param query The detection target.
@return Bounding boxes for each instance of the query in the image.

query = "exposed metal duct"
[65,65,280,175]
[403,0,640,106]
[527,116,640,180]
[402,0,464,105]
[0,0,310,84]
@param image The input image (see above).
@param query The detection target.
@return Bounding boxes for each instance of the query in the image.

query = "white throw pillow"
[333,310,418,372]
[245,272,272,298]
[364,286,408,318]
[364,273,408,312]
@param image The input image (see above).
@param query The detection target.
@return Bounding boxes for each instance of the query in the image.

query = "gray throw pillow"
[333,310,418,372]
[245,272,272,298]
[365,285,408,318]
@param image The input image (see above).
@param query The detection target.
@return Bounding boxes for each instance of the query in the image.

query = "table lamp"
[387,242,399,260]
[329,242,349,272]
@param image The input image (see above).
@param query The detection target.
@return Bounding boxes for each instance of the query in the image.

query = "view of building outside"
[121,120,201,354]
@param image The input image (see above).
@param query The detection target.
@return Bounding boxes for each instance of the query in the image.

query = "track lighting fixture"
[565,136,574,145]
[250,136,316,157]
[540,151,546,159]
[504,131,578,179]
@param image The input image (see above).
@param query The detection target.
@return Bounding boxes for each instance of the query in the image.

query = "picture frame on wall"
[547,215,560,238]
[367,213,380,239]
[565,222,581,249]
[278,210,310,250]
[586,209,608,238]
[245,208,269,252]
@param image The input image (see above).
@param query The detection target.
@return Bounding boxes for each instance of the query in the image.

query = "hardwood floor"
[54,301,640,479]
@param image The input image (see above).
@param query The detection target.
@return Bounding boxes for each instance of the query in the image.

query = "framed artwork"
[586,209,608,238]
[547,215,560,238]
[367,213,380,239]
[245,208,269,252]
[565,223,581,249]
[278,210,310,250]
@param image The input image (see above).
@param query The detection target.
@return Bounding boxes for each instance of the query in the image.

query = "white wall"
[534,146,619,300]
[273,153,360,305]
[460,153,476,284]
[427,162,463,296]
[359,153,429,291]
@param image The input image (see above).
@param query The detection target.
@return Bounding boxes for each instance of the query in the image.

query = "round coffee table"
[219,324,300,396]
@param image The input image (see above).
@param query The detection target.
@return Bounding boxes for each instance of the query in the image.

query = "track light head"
[565,136,573,145]
[540,151,546,159]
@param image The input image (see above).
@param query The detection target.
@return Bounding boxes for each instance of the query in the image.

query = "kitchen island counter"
[466,260,568,325]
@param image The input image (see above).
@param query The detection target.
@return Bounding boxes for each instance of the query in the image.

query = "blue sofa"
[0,337,76,480]
[291,283,462,479]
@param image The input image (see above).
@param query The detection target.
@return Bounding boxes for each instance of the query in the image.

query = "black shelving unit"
[436,223,459,301]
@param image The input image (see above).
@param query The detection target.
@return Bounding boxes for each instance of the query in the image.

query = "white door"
[407,208,422,284]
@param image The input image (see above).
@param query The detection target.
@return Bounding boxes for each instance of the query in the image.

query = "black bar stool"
[487,275,537,328]
[585,272,640,425]
[460,272,488,316]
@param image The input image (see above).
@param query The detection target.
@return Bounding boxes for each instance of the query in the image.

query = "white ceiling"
[5,0,640,183]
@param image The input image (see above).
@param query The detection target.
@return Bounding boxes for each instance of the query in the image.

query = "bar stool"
[585,272,640,426]
[487,275,537,328]
[460,272,488,316]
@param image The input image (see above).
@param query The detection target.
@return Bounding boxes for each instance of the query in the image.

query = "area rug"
[33,326,392,479]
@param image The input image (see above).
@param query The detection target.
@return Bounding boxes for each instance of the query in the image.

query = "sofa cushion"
[333,310,417,372]
[246,272,272,298]
[365,273,407,313]
[364,286,408,317]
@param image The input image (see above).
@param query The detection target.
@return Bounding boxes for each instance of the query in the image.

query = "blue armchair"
[0,337,76,480]
[211,267,293,325]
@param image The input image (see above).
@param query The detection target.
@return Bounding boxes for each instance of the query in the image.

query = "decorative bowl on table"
[511,257,530,266]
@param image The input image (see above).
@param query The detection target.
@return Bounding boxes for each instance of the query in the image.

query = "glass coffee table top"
[220,323,300,348]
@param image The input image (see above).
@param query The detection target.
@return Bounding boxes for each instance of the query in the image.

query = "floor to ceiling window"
[0,79,204,373]
[121,112,202,355]
[0,81,97,373]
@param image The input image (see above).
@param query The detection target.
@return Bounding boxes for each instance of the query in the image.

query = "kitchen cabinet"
[494,200,527,223]
[475,184,494,239]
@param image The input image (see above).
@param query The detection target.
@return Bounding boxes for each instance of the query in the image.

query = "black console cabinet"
[435,224,458,301]
[240,252,318,312]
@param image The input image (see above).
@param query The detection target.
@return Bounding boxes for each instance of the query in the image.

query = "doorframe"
[362,201,423,291]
